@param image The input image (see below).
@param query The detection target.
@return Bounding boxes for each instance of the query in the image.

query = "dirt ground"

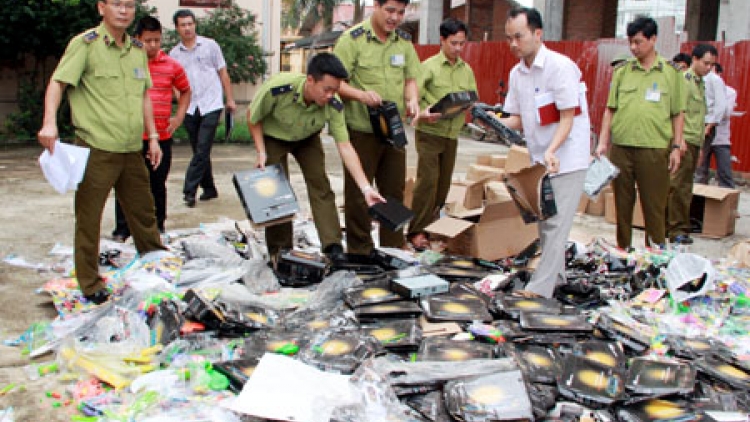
[0,128,748,420]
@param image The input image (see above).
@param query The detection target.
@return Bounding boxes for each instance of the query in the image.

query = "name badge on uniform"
[390,54,405,67]
[134,67,147,80]
[645,83,661,102]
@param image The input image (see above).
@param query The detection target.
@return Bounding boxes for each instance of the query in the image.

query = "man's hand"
[412,107,441,125]
[38,124,59,153]
[594,139,610,158]
[147,140,163,169]
[255,151,267,170]
[362,186,385,207]
[167,115,184,135]
[226,99,237,113]
[406,97,420,119]
[544,149,560,174]
[359,90,382,107]
[668,148,681,174]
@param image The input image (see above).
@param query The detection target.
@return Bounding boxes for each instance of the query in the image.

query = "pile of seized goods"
[6,219,750,422]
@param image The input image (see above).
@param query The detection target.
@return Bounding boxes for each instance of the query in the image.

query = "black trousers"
[114,139,172,236]
[183,108,221,197]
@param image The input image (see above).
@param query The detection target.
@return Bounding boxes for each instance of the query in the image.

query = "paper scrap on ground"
[38,140,90,194]
[224,353,357,422]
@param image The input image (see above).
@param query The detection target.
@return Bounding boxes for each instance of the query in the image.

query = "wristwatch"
[671,144,681,150]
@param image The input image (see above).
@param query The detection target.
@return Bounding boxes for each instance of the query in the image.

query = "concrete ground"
[0,126,747,420]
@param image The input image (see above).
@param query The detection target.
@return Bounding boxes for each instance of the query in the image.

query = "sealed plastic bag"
[665,253,716,303]
[584,156,619,199]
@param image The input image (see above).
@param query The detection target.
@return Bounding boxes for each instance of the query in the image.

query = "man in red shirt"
[112,16,191,240]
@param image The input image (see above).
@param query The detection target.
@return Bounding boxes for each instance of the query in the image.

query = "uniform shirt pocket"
[617,84,639,107]
[94,68,122,97]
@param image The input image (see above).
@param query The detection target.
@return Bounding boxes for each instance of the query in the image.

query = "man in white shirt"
[696,63,735,188]
[695,64,727,184]
[497,7,591,298]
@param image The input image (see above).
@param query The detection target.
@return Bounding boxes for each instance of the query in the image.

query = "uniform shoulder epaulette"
[270,84,294,96]
[350,26,365,39]
[669,61,681,70]
[132,38,143,48]
[396,29,411,41]
[613,60,628,71]
[329,97,343,112]
[83,30,99,44]
[685,72,693,81]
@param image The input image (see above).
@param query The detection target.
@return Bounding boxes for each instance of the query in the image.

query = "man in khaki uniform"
[247,53,384,258]
[333,0,421,254]
[37,0,165,304]
[667,44,716,245]
[407,18,476,249]
[596,16,685,249]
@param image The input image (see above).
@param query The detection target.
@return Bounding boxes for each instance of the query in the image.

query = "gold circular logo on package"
[255,177,278,198]
[526,352,551,367]
[444,348,470,361]
[442,302,471,314]
[578,369,607,390]
[586,351,616,367]
[370,327,397,341]
[246,312,268,324]
[307,320,329,329]
[468,385,504,405]
[362,287,390,299]
[541,316,572,326]
[515,300,542,309]
[643,400,685,419]
[718,364,750,380]
[320,339,352,356]
[451,259,474,268]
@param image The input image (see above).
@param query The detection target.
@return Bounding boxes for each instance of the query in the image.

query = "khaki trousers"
[74,140,164,295]
[408,131,457,236]
[344,129,406,254]
[609,145,670,248]
[264,133,341,257]
[667,143,700,238]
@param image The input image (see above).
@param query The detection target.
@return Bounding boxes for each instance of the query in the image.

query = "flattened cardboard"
[690,184,740,238]
[466,164,505,182]
[504,164,557,224]
[425,201,538,260]
[504,145,531,174]
[490,154,507,169]
[485,181,513,204]
[476,155,492,166]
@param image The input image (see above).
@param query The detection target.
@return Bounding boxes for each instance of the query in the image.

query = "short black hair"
[672,52,691,67]
[307,52,349,81]
[173,9,196,27]
[375,0,409,5]
[627,15,658,38]
[135,16,162,36]
[508,7,544,31]
[714,62,723,74]
[439,18,468,39]
[691,44,718,60]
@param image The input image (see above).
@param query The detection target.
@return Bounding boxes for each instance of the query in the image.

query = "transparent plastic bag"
[584,156,619,199]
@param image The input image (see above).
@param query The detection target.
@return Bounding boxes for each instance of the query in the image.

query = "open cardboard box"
[504,164,557,224]
[505,145,532,173]
[425,201,538,260]
[446,179,485,210]
[690,184,740,238]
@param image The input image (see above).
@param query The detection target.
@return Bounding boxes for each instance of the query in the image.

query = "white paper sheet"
[38,140,90,194]
[223,353,358,422]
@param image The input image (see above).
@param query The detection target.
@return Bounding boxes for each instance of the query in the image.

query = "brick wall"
[563,0,618,40]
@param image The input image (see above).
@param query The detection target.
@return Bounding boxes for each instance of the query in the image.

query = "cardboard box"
[490,154,507,169]
[577,194,589,214]
[485,181,513,204]
[466,164,505,182]
[425,201,538,260]
[690,185,740,238]
[476,155,492,166]
[586,195,606,216]
[446,179,485,210]
[504,164,557,224]
[504,145,532,174]
[604,191,645,228]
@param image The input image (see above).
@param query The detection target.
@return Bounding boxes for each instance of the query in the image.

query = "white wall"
[717,0,750,43]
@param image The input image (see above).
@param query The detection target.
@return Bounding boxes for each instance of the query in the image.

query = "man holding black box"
[247,53,384,258]
[333,0,421,254]
[407,18,477,250]
[496,7,591,298]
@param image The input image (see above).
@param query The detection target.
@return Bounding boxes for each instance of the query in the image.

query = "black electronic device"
[368,100,408,148]
[274,249,329,287]
[368,197,414,232]
[429,90,478,119]
[232,164,299,225]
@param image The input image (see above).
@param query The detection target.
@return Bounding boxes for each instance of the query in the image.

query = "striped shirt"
[144,50,190,141]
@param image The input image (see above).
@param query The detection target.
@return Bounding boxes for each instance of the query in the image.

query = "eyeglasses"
[107,1,136,10]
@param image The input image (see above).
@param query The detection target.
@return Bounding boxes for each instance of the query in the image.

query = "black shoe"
[199,190,218,201]
[184,194,196,208]
[323,243,345,263]
[84,289,110,305]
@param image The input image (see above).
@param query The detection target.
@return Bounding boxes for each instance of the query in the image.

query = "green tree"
[1,0,155,140]
[162,0,267,84]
